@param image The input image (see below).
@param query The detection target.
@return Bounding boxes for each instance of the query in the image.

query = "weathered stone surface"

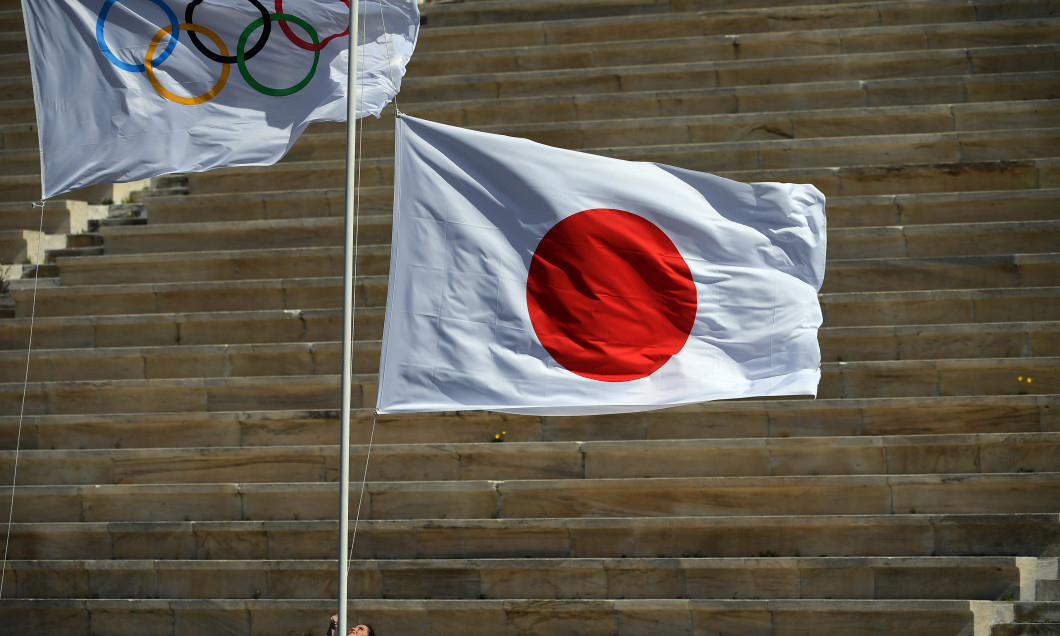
[1,0,1057,632]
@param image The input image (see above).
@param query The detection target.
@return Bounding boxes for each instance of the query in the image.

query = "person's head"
[348,624,375,636]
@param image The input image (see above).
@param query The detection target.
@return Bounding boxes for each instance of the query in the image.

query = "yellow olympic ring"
[145,23,230,106]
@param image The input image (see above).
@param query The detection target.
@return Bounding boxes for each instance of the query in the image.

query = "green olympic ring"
[237,13,319,97]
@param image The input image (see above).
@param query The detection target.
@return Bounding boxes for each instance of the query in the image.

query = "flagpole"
[339,0,360,634]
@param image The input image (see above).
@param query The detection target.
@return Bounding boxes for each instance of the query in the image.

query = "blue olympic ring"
[96,0,181,73]
[95,0,351,103]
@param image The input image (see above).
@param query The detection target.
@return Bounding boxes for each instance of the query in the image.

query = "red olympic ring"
[274,0,349,51]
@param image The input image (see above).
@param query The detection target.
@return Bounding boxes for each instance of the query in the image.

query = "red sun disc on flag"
[526,208,698,382]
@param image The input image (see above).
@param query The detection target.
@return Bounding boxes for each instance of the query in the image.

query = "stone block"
[7,524,113,560]
[14,562,88,598]
[417,522,571,559]
[799,563,874,599]
[370,482,498,521]
[173,602,250,634]
[607,561,685,599]
[981,433,1060,473]
[487,562,608,600]
[158,564,266,599]
[570,521,635,558]
[90,602,174,636]
[266,562,343,599]
[459,443,583,480]
[769,601,972,635]
[891,474,1060,515]
[505,599,618,636]
[689,603,773,635]
[584,440,770,479]
[873,564,1017,600]
[884,437,980,475]
[89,564,159,599]
[616,599,694,634]
[686,561,801,600]
[82,484,242,523]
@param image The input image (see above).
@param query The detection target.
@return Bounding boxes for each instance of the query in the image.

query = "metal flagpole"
[339,0,360,633]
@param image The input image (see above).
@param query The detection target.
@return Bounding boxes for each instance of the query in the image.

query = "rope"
[346,0,372,569]
[1,198,48,599]
[346,0,400,567]
[378,0,404,116]
[348,412,378,568]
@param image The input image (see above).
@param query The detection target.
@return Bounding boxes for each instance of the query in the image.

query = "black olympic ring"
[185,0,271,64]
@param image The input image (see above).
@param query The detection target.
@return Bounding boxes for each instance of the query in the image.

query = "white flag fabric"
[22,0,419,199]
[377,116,827,416]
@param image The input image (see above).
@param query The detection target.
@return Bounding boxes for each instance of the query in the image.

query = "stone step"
[0,51,25,78]
[1,472,1057,523]
[2,394,1053,450]
[420,0,674,28]
[2,319,1058,385]
[1014,602,1060,623]
[992,621,1060,636]
[3,374,347,417]
[0,597,980,636]
[95,221,392,259]
[0,341,373,383]
[0,146,42,176]
[0,308,362,351]
[2,355,1057,416]
[139,186,1060,230]
[6,276,361,319]
[820,321,1060,362]
[11,266,1060,325]
[823,357,1058,400]
[1037,580,1060,602]
[821,287,1060,328]
[823,254,1060,293]
[1,432,1057,486]
[0,9,21,32]
[0,31,26,56]
[0,200,108,234]
[87,219,1060,268]
[0,98,35,125]
[0,556,1023,601]
[396,43,1060,104]
[8,15,1054,81]
[409,19,1060,79]
[417,0,1057,52]
[0,173,44,205]
[348,70,1060,135]
[0,121,34,150]
[266,99,1060,163]
[182,129,1060,196]
[0,73,31,103]
[0,172,132,206]
[1,286,1055,353]
[0,229,64,265]
[612,127,1060,177]
[6,512,1057,560]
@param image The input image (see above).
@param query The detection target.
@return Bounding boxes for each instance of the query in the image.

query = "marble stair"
[0,0,1057,633]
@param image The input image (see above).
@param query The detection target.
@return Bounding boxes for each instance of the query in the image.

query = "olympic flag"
[21,0,419,199]
[377,116,827,415]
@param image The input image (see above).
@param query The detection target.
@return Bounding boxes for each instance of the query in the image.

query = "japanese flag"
[377,116,826,416]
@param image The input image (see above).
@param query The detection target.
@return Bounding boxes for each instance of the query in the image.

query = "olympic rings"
[95,0,347,104]
[185,0,270,64]
[275,0,350,52]
[146,23,230,105]
[97,0,180,72]
[238,14,319,97]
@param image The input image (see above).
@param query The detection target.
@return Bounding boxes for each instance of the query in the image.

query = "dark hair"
[363,625,376,636]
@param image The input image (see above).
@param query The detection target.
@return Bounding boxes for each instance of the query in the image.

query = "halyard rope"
[1,198,47,598]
